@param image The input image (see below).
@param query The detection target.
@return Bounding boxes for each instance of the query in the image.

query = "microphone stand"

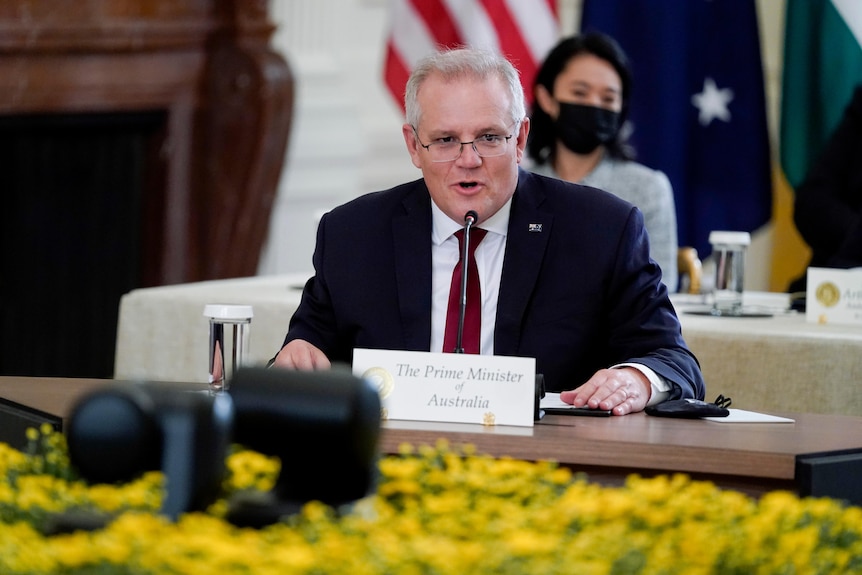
[454,210,478,353]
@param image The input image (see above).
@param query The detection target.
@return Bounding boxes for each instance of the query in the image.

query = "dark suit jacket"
[284,169,704,400]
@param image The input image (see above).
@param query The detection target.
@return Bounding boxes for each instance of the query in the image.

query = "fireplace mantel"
[0,0,294,284]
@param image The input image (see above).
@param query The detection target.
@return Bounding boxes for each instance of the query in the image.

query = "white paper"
[705,408,795,423]
[540,392,572,409]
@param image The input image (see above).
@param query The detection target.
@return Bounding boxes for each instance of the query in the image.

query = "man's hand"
[272,339,331,370]
[559,367,651,415]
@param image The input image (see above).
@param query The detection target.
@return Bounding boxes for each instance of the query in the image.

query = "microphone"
[455,210,479,353]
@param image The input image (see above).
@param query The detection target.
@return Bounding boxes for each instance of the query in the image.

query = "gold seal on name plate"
[362,366,395,400]
[815,281,841,308]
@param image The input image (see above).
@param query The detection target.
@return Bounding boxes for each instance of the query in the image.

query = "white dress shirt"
[430,199,511,356]
[428,199,669,405]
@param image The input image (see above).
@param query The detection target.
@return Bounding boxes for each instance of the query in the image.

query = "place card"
[805,267,862,326]
[352,348,535,427]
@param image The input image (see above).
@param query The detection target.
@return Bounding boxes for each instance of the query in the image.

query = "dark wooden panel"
[0,1,293,377]
[0,0,293,284]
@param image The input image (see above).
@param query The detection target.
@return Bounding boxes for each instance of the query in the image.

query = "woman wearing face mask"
[528,32,679,292]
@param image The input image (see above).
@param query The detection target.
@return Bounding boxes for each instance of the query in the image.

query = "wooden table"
[0,377,111,450]
[2,376,861,505]
[114,276,862,416]
[382,413,862,502]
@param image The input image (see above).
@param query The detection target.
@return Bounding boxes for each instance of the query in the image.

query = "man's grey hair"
[404,47,526,128]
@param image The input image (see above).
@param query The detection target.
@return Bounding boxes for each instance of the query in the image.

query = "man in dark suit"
[274,48,704,415]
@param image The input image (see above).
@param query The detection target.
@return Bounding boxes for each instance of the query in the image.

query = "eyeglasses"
[412,125,516,163]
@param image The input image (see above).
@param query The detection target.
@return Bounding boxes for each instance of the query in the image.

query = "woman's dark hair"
[528,32,635,164]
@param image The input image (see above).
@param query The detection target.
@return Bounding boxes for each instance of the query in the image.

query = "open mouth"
[459,181,478,189]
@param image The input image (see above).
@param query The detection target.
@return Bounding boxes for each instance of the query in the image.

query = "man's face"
[402,73,529,225]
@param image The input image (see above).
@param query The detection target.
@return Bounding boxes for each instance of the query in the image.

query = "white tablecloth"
[115,274,308,384]
[671,292,862,416]
[114,277,862,416]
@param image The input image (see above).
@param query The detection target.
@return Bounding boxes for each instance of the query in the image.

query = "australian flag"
[581,0,772,258]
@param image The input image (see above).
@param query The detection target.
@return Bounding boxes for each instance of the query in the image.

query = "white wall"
[258,0,416,276]
[258,0,786,291]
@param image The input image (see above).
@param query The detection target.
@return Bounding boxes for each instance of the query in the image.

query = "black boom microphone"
[455,210,479,353]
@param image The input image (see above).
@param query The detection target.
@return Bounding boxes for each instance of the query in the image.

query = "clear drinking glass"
[203,304,253,392]
[709,231,750,316]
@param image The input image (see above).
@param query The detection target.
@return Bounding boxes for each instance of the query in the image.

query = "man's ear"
[402,123,423,168]
[515,117,530,164]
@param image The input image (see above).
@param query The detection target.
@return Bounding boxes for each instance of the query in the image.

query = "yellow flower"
[2,437,862,574]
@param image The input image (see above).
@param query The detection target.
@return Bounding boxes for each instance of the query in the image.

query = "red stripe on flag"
[480,0,533,62]
[382,0,558,110]
[409,0,463,48]
[479,0,540,98]
[384,41,411,113]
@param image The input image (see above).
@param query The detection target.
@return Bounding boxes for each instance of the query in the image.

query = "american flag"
[383,0,559,112]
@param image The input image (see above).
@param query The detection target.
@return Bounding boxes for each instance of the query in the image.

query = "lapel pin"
[528,223,542,232]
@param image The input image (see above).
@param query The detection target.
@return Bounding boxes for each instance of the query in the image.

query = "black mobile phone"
[542,406,613,417]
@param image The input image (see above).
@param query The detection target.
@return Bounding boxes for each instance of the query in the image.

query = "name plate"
[352,348,535,427]
[806,267,862,325]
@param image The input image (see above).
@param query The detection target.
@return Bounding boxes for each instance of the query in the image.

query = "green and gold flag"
[781,0,862,187]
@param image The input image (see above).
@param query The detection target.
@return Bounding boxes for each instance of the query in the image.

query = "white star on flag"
[691,77,734,126]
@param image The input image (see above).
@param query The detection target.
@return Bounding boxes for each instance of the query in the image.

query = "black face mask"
[554,102,621,154]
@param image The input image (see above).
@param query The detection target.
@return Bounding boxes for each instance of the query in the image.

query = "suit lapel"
[392,184,433,350]
[495,175,553,355]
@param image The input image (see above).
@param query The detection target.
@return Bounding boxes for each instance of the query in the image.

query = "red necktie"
[443,228,487,354]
